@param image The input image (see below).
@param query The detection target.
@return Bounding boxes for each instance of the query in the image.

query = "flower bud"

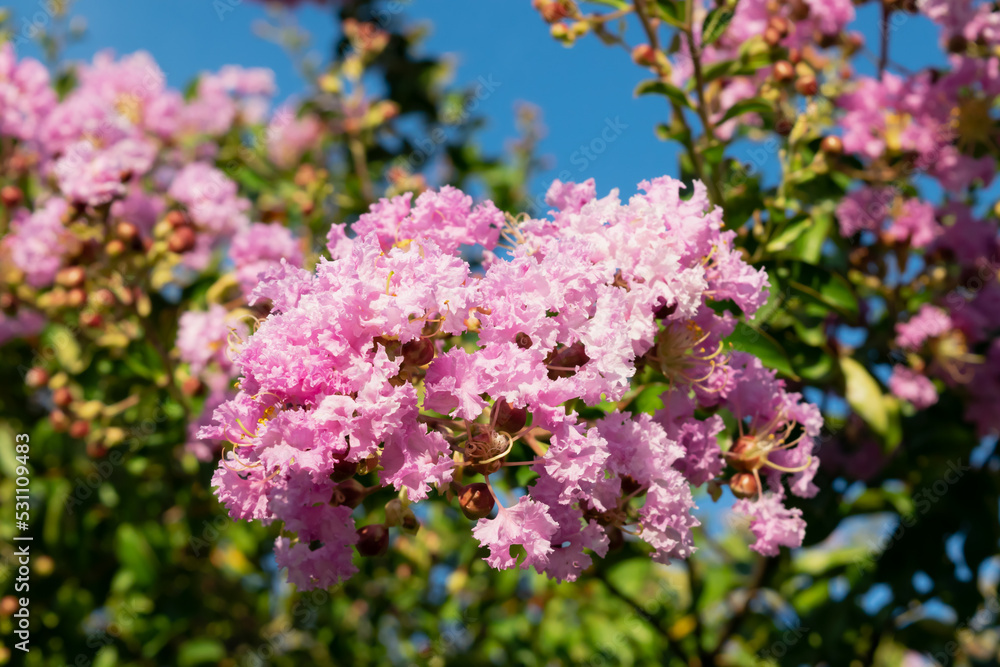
[356,524,389,557]
[795,74,818,96]
[729,472,760,499]
[0,596,18,616]
[631,44,657,67]
[620,475,643,496]
[53,387,73,407]
[820,135,843,155]
[728,435,763,472]
[92,289,116,309]
[1,185,23,208]
[116,221,139,244]
[331,479,368,508]
[331,458,359,483]
[359,453,380,475]
[0,293,16,314]
[767,15,789,38]
[181,376,203,397]
[400,508,419,534]
[764,26,783,47]
[815,31,839,48]
[789,0,810,21]
[69,420,90,439]
[401,337,435,367]
[165,210,188,229]
[493,398,527,434]
[25,367,49,388]
[50,409,69,432]
[105,239,126,257]
[80,311,103,329]
[547,341,590,379]
[606,525,625,551]
[66,288,87,309]
[772,60,795,83]
[56,266,86,288]
[168,226,197,254]
[948,34,968,54]
[384,498,405,527]
[515,332,533,349]
[459,482,495,520]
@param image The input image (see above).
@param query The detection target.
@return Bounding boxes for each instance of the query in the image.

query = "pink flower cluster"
[0,47,318,348]
[204,176,822,589]
[830,8,1000,437]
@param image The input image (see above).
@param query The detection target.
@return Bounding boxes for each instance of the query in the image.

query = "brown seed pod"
[168,226,197,254]
[730,472,760,499]
[115,221,139,244]
[789,0,810,21]
[401,337,435,367]
[80,311,103,329]
[181,376,204,397]
[820,135,844,155]
[106,239,127,257]
[493,398,527,435]
[330,458,359,483]
[606,525,625,551]
[164,210,188,228]
[50,409,69,432]
[772,60,795,83]
[795,74,818,96]
[69,420,90,440]
[458,482,496,520]
[66,288,87,309]
[515,332,533,349]
[356,524,389,557]
[25,367,49,388]
[948,34,968,54]
[767,15,789,38]
[631,44,657,67]
[331,479,368,508]
[1,185,23,208]
[56,266,86,288]
[728,435,763,473]
[546,341,590,380]
[53,387,73,407]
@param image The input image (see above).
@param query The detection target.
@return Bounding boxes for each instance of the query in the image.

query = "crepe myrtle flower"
[202,176,822,589]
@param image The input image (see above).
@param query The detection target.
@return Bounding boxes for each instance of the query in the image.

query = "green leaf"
[628,383,670,415]
[725,323,799,380]
[769,261,859,319]
[703,142,726,166]
[718,97,772,125]
[765,217,813,253]
[701,7,734,46]
[654,0,687,28]
[635,79,692,109]
[841,357,888,437]
[882,395,903,454]
[702,59,736,84]
[178,639,226,667]
[115,524,158,588]
[655,122,690,144]
[787,209,833,264]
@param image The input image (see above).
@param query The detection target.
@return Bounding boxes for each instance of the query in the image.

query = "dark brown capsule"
[458,482,495,520]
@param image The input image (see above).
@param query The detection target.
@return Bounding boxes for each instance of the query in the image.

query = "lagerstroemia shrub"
[204,178,822,589]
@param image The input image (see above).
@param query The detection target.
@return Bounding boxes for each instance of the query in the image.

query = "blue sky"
[5,1,946,202]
